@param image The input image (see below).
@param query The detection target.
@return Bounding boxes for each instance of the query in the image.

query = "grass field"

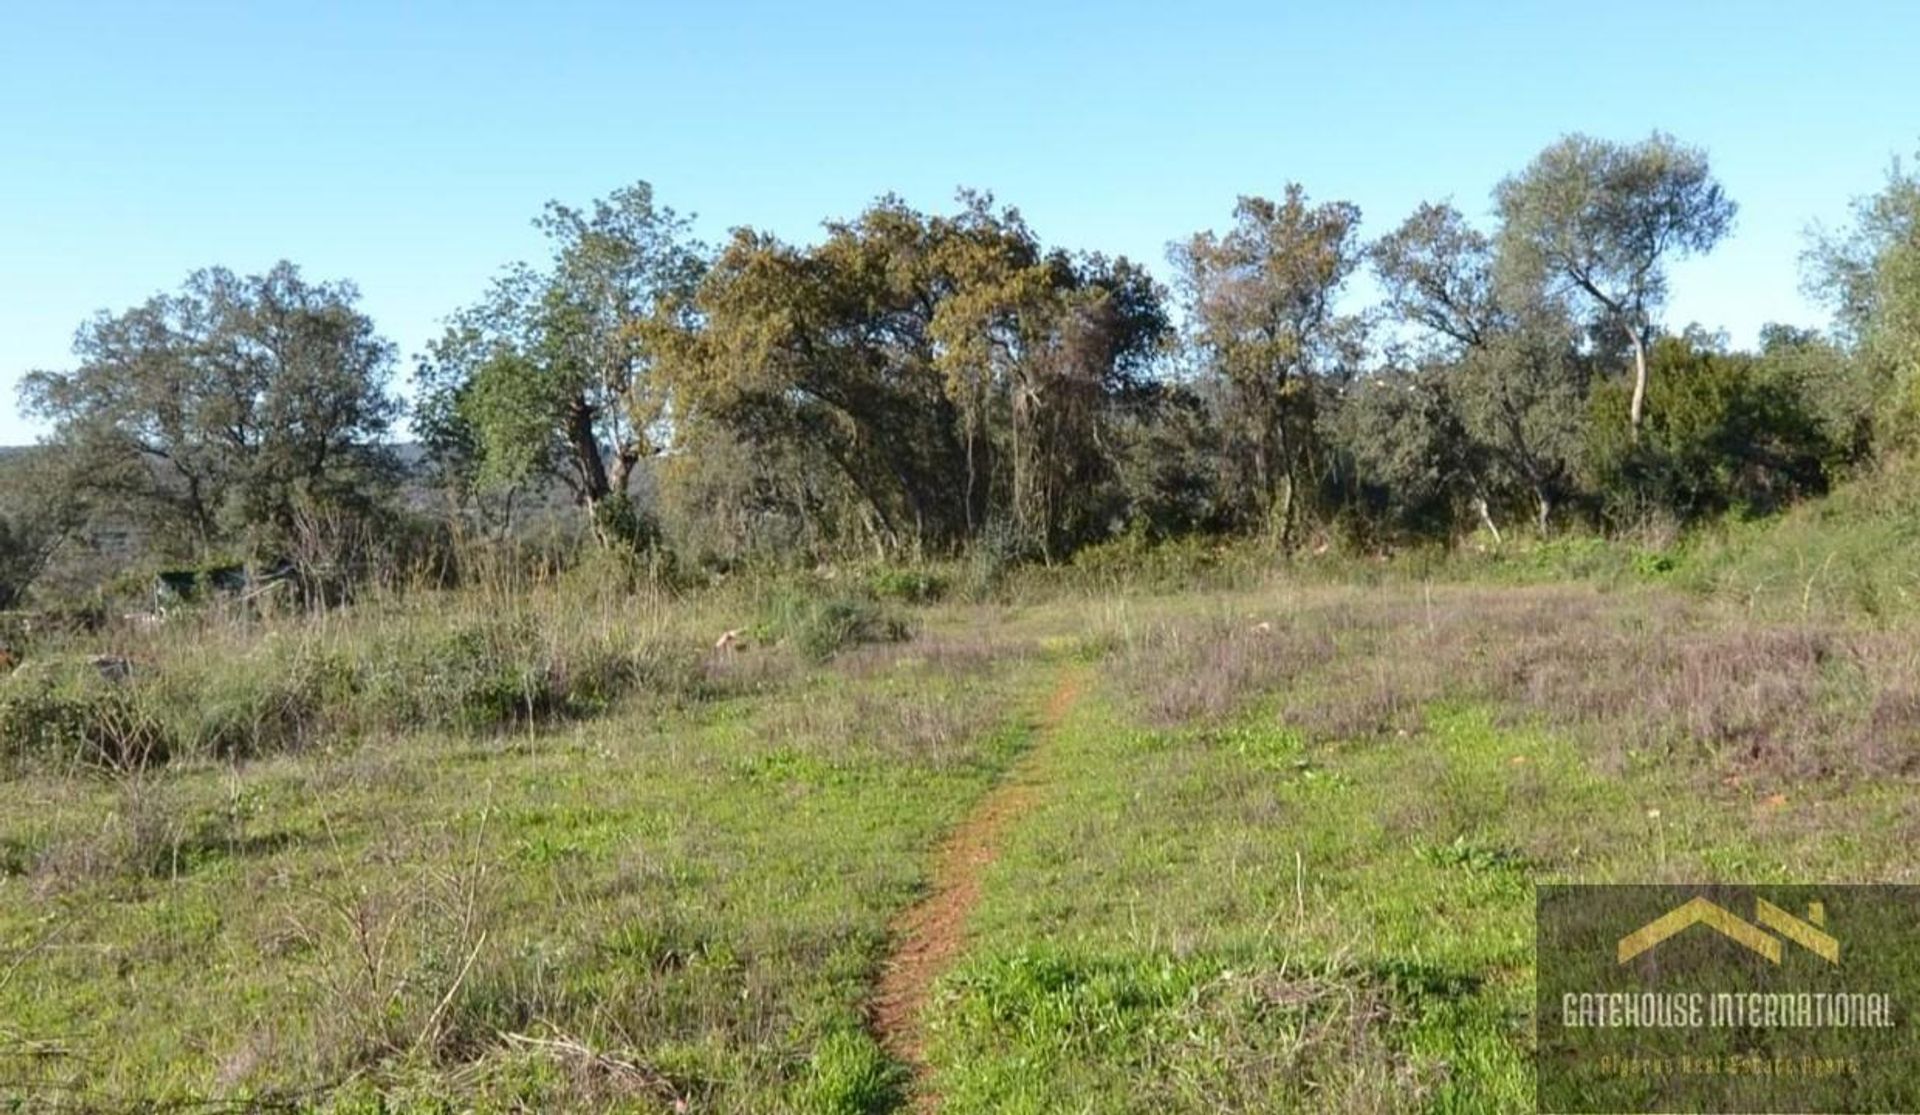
[3,563,1918,1111]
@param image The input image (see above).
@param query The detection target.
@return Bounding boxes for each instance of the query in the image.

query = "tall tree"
[0,448,87,608]
[658,202,968,558]
[930,197,1167,556]
[416,182,706,547]
[19,263,399,556]
[1495,132,1735,437]
[1173,187,1366,546]
[656,193,1168,560]
[1373,202,1589,531]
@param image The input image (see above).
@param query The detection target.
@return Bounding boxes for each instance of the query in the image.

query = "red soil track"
[868,669,1086,1111]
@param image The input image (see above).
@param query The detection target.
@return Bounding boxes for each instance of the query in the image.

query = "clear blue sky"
[3,1,1916,444]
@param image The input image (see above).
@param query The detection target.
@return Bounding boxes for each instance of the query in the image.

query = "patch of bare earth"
[868,668,1086,1110]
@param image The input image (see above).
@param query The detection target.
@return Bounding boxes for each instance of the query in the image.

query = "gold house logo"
[1618,896,1839,965]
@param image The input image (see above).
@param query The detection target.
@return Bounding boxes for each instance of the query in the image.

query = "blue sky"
[3,1,1916,444]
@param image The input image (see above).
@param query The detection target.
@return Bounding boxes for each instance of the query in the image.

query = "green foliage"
[1755,324,1882,467]
[1105,382,1233,539]
[1806,154,1920,447]
[462,351,561,493]
[1496,131,1736,440]
[0,516,49,611]
[1061,531,1265,593]
[657,192,1170,562]
[866,567,948,604]
[1370,202,1592,535]
[1494,131,1735,343]
[1585,336,1832,522]
[1685,453,1920,619]
[414,181,704,547]
[11,136,1906,604]
[0,665,169,769]
[0,604,706,773]
[1173,186,1367,545]
[0,449,87,610]
[19,263,400,557]
[1335,367,1476,540]
[754,591,911,662]
[156,647,352,759]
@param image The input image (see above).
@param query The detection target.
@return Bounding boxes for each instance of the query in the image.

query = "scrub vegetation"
[3,128,1919,1110]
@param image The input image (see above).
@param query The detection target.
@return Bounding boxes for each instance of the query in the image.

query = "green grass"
[1680,456,1920,621]
[922,689,1917,1112]
[0,621,1044,1110]
[3,564,1919,1110]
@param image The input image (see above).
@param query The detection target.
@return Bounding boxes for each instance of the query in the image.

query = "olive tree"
[1495,132,1735,438]
[1374,202,1589,532]
[1805,154,1920,441]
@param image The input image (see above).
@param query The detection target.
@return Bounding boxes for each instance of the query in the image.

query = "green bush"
[164,647,358,759]
[360,616,688,733]
[0,604,711,770]
[755,592,911,662]
[0,666,169,770]
[866,567,948,605]
[1586,337,1832,524]
[1053,532,1269,595]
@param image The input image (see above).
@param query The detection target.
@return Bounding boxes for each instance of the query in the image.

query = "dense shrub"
[755,592,911,662]
[0,664,169,769]
[1585,337,1833,524]
[866,567,948,605]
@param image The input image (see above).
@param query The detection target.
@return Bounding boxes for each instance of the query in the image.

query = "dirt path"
[868,667,1086,1111]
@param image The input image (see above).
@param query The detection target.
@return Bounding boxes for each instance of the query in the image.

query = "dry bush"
[1131,615,1337,727]
[272,825,500,1085]
[0,583,730,773]
[1162,964,1433,1113]
[761,681,1005,770]
[700,641,802,696]
[850,687,1001,767]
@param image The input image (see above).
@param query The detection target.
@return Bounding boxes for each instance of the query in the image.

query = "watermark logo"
[1616,896,1838,966]
[1537,885,1918,1113]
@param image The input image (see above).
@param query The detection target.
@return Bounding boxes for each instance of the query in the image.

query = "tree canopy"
[1495,132,1736,436]
[15,129,1913,606]
[1172,186,1367,547]
[19,263,399,559]
[415,182,706,548]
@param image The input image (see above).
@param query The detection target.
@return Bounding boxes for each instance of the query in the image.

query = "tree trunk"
[1534,489,1553,535]
[1273,470,1295,552]
[1628,330,1649,441]
[564,397,610,504]
[607,444,636,501]
[1472,495,1503,546]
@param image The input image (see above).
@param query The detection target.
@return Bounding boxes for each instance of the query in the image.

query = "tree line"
[7,131,1919,600]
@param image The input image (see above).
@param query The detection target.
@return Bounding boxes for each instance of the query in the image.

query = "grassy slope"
[1681,456,1920,621]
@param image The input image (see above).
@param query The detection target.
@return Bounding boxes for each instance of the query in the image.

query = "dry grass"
[0,581,739,773]
[1125,583,1920,785]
